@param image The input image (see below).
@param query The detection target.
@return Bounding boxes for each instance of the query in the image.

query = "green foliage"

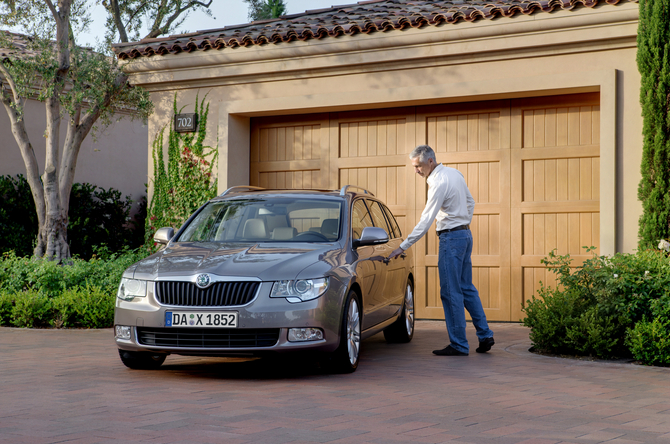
[0,248,148,328]
[0,175,145,259]
[244,0,287,21]
[11,290,53,328]
[0,174,38,257]
[523,247,670,361]
[68,183,146,259]
[0,291,14,325]
[146,94,218,248]
[51,285,114,328]
[637,0,670,249]
[626,296,670,366]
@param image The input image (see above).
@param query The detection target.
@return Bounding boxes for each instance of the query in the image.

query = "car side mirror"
[153,227,175,245]
[353,227,389,248]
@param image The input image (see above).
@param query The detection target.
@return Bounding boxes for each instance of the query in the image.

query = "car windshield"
[177,197,342,243]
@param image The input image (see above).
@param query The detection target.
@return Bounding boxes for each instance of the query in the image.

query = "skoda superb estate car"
[114,185,414,373]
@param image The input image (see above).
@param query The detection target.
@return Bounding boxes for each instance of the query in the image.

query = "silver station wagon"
[114,186,414,373]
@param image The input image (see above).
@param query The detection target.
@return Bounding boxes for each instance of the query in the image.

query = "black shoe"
[476,337,495,353]
[432,345,468,356]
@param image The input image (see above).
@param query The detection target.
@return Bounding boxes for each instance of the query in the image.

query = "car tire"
[383,279,415,343]
[330,291,361,373]
[118,349,167,370]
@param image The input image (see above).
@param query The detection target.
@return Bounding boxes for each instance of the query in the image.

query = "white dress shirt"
[399,164,475,251]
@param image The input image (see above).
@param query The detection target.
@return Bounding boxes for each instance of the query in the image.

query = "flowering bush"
[523,246,670,364]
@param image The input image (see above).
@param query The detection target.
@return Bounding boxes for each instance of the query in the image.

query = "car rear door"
[367,199,406,319]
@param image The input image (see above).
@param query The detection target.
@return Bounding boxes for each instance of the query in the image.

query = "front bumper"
[114,280,346,356]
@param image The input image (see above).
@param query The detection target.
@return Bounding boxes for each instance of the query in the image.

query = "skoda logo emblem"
[195,274,211,288]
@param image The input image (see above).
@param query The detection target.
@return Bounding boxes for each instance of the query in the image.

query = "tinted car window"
[367,200,391,236]
[178,198,342,242]
[351,199,374,239]
[381,204,402,238]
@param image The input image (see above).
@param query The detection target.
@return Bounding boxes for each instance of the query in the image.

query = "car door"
[351,199,388,330]
[366,199,405,320]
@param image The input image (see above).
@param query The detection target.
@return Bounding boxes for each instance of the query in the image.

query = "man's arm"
[388,178,447,259]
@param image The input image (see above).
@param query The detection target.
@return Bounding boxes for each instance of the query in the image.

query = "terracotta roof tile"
[112,0,637,60]
[0,31,42,60]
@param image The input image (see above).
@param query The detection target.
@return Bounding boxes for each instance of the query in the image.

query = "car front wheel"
[118,349,167,370]
[383,279,414,343]
[330,291,361,373]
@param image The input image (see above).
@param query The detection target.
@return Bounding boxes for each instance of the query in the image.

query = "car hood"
[132,241,343,281]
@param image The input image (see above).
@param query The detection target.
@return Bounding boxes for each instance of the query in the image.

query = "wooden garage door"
[249,93,600,322]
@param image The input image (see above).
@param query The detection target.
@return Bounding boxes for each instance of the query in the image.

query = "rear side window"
[381,204,402,239]
[367,200,391,237]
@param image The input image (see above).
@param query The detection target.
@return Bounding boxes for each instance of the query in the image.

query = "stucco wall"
[0,98,148,205]
[126,1,642,254]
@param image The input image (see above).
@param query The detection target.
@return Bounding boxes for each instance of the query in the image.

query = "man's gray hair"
[409,145,437,163]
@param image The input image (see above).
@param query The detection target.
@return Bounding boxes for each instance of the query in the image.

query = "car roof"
[211,186,376,202]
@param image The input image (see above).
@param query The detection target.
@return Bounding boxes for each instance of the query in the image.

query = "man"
[389,145,494,356]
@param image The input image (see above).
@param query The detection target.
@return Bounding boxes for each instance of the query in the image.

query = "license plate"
[165,311,238,328]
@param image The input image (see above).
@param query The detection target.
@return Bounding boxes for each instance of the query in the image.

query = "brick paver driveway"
[2,322,670,444]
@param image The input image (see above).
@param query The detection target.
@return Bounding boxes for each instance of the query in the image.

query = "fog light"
[115,325,131,340]
[288,327,324,342]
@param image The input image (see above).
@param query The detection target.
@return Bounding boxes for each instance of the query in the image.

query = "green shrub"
[0,248,149,328]
[523,286,585,354]
[11,290,53,328]
[626,296,670,366]
[0,175,37,257]
[523,247,670,360]
[0,248,148,298]
[0,174,146,260]
[0,291,14,325]
[52,285,115,328]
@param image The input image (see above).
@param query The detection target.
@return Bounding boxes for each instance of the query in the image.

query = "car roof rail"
[339,185,374,197]
[219,185,266,196]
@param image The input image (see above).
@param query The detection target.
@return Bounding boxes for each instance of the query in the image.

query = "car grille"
[136,327,280,348]
[155,281,259,307]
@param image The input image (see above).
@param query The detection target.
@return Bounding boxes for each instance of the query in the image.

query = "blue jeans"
[438,229,493,354]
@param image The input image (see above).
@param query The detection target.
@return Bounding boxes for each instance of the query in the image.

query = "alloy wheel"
[404,283,415,336]
[346,298,361,365]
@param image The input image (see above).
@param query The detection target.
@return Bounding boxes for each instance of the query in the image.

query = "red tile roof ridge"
[112,0,638,60]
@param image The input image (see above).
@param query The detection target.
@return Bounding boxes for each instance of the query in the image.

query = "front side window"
[177,198,342,243]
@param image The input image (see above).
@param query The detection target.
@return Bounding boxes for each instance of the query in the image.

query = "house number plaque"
[174,113,198,132]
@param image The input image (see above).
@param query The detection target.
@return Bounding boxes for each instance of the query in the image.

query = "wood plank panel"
[512,93,600,317]
[250,115,329,190]
[419,101,511,320]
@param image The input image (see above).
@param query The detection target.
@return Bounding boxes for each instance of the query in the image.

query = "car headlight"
[270,278,328,302]
[117,278,147,301]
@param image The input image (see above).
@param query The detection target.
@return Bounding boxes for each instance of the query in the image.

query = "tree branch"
[145,0,213,39]
[124,0,151,33]
[0,60,24,107]
[43,0,58,21]
[109,0,129,43]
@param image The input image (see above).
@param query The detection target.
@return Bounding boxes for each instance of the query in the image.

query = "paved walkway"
[1,322,670,444]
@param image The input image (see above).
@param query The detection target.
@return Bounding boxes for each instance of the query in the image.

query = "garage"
[116,0,637,322]
[250,93,600,321]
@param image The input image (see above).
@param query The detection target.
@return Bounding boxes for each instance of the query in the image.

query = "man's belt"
[437,225,469,236]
